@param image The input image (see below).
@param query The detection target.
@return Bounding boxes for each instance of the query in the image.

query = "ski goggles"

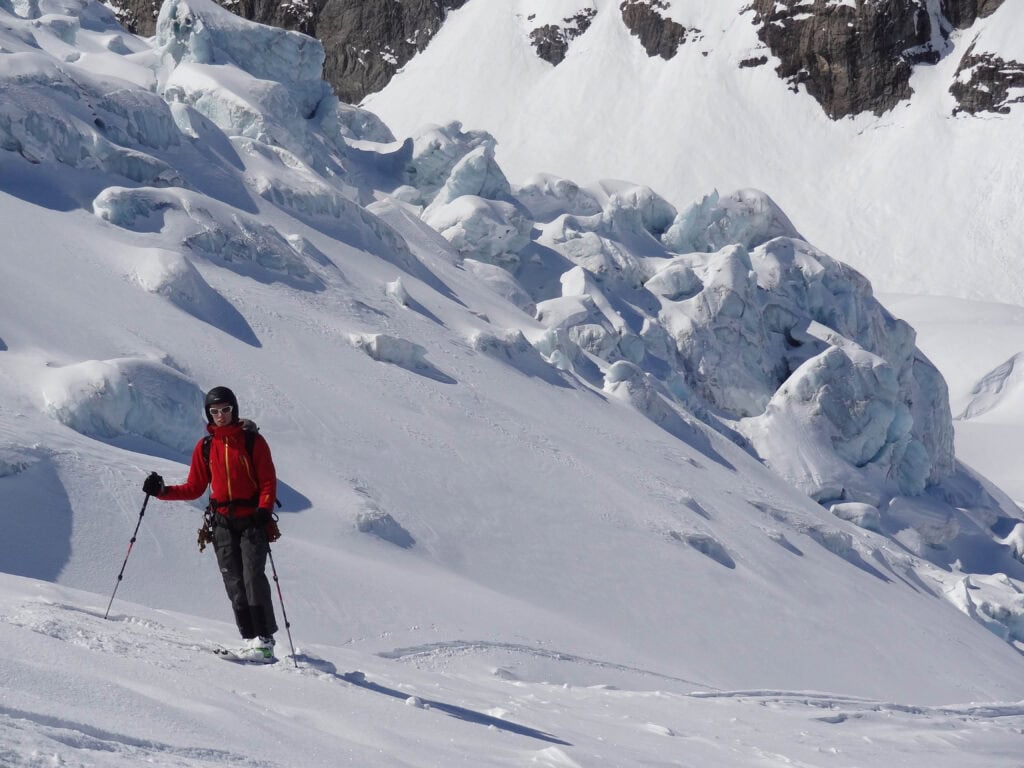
[208,405,234,416]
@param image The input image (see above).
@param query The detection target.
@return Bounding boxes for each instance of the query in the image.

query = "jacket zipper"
[224,441,233,500]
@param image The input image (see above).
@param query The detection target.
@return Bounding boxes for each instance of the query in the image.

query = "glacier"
[2,0,1024,712]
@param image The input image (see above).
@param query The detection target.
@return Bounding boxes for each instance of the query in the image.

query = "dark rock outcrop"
[749,0,1008,119]
[529,9,597,66]
[951,46,1024,114]
[620,0,697,60]
[112,0,317,37]
[941,0,1005,28]
[111,0,1016,118]
[110,0,161,32]
[316,0,468,104]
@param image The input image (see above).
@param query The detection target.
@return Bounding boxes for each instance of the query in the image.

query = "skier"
[143,386,279,662]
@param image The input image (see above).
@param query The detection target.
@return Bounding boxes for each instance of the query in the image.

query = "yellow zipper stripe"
[224,441,233,500]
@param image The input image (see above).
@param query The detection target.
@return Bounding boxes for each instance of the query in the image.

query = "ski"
[213,645,278,665]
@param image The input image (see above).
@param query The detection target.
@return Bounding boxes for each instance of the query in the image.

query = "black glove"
[251,507,281,541]
[143,472,165,496]
[251,507,272,526]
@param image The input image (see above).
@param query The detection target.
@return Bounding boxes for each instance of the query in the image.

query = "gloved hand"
[142,472,165,496]
[251,507,272,526]
[252,507,281,542]
[265,517,282,543]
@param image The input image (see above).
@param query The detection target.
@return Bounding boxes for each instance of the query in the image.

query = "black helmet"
[204,386,239,423]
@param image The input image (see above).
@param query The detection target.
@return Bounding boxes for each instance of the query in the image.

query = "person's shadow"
[295,654,571,746]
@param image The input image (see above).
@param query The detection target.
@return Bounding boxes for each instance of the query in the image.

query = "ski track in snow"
[0,600,206,668]
[691,689,1024,719]
[379,639,722,691]
[0,707,273,768]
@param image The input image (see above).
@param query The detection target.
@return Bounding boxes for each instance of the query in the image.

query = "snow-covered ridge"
[2,0,1024,726]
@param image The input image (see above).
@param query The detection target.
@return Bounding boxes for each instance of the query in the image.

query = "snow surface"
[5,577,1024,768]
[2,1,1024,765]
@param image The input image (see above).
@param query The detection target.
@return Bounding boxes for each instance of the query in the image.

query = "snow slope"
[2,1,1024,765]
[364,0,1024,304]
[3,576,1024,768]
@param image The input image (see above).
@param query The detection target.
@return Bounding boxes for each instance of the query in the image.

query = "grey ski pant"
[213,521,278,639]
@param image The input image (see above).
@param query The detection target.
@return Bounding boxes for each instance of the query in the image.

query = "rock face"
[749,0,1007,118]
[619,0,695,60]
[111,0,1016,118]
[529,9,597,66]
[113,0,317,38]
[942,0,1006,28]
[316,0,469,104]
[951,45,1024,115]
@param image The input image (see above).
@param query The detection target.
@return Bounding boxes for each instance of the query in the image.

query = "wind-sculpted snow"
[131,247,261,346]
[408,144,954,505]
[155,0,328,120]
[423,196,532,266]
[349,333,455,384]
[0,0,178,180]
[948,572,1024,645]
[252,168,420,274]
[668,530,736,569]
[463,260,536,315]
[959,352,1024,420]
[516,174,603,221]
[469,328,571,387]
[395,123,999,604]
[0,51,180,184]
[662,189,802,254]
[161,62,309,150]
[603,360,729,468]
[155,0,401,182]
[829,502,883,533]
[94,186,323,288]
[41,358,204,453]
[404,122,512,206]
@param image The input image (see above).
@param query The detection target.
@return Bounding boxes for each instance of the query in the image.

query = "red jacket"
[160,422,276,517]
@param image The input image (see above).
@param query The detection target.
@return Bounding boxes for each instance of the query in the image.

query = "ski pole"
[267,546,298,668]
[104,492,151,619]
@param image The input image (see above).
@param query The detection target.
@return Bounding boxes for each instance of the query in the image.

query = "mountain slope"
[5,168,1020,702]
[365,0,1024,304]
[1,0,1024,746]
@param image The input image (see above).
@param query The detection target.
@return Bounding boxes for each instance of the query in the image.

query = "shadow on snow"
[295,654,572,747]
